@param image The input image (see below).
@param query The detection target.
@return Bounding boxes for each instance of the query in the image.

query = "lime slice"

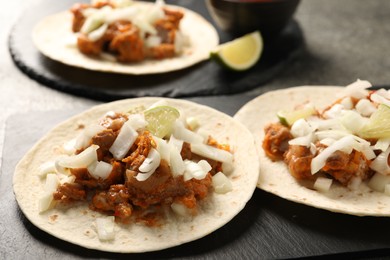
[277,105,316,126]
[359,104,390,139]
[144,106,180,138]
[210,31,263,71]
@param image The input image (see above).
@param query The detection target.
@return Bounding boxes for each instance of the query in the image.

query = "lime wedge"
[359,104,390,139]
[277,105,316,126]
[144,106,180,138]
[210,31,263,71]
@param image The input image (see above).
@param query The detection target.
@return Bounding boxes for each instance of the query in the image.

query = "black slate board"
[2,94,390,259]
[8,0,304,101]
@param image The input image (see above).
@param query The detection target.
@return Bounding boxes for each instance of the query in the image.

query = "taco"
[13,97,259,252]
[32,0,219,74]
[234,80,390,216]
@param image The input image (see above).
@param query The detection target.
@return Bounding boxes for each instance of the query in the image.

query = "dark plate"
[8,0,304,101]
[2,94,390,258]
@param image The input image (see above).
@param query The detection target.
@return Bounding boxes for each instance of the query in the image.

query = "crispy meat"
[77,34,105,56]
[284,145,314,180]
[53,182,86,202]
[122,131,153,171]
[109,27,145,62]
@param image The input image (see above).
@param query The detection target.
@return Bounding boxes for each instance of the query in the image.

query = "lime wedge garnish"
[144,106,180,138]
[277,105,316,126]
[359,104,390,139]
[210,31,263,71]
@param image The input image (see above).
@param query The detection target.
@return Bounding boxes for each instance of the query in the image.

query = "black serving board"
[2,94,390,259]
[8,0,304,101]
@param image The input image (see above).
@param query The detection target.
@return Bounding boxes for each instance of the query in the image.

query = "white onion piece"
[96,216,116,241]
[375,88,390,99]
[370,147,390,174]
[169,143,185,177]
[212,172,232,194]
[171,202,190,217]
[288,133,314,148]
[198,160,212,174]
[191,143,233,164]
[81,6,112,34]
[136,148,161,181]
[370,93,390,107]
[290,119,313,138]
[168,135,184,152]
[109,121,138,160]
[323,104,344,119]
[63,138,77,155]
[344,79,371,99]
[38,174,59,213]
[313,177,332,192]
[221,161,234,175]
[183,160,208,181]
[145,35,162,48]
[38,161,56,178]
[59,174,76,185]
[340,97,353,110]
[74,124,105,150]
[105,6,138,23]
[355,99,376,117]
[154,137,170,162]
[126,114,148,130]
[186,117,200,131]
[57,145,99,169]
[88,161,113,179]
[173,121,204,144]
[88,23,108,42]
[374,138,390,152]
[340,110,367,133]
[315,130,348,141]
[311,135,356,174]
[348,176,362,190]
[319,138,336,147]
[368,172,390,192]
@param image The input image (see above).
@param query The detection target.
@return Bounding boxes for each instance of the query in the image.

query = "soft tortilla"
[13,97,259,253]
[234,86,390,216]
[32,2,219,75]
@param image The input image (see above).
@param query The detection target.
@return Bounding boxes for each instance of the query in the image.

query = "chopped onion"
[323,104,344,119]
[145,35,162,48]
[370,93,390,107]
[105,6,138,23]
[221,161,234,175]
[355,99,376,117]
[344,79,371,99]
[169,143,185,177]
[88,161,113,179]
[154,137,170,162]
[88,23,108,42]
[38,161,56,178]
[168,135,184,152]
[39,174,59,213]
[340,97,353,110]
[74,124,105,150]
[288,133,314,147]
[290,118,313,138]
[374,138,390,152]
[63,138,77,155]
[315,130,348,141]
[191,143,233,164]
[109,121,138,160]
[59,174,76,185]
[340,110,367,133]
[347,176,362,190]
[368,172,390,192]
[96,216,116,241]
[172,121,204,144]
[135,148,161,181]
[126,114,148,130]
[186,116,200,131]
[212,172,233,194]
[57,145,99,169]
[370,147,390,174]
[183,160,211,181]
[313,177,332,192]
[311,135,356,174]
[171,202,190,217]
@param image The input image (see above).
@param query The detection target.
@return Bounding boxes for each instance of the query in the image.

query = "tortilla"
[234,86,390,216]
[13,97,259,253]
[32,2,219,75]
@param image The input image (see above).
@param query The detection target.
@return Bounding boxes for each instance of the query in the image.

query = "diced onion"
[168,135,184,152]
[355,99,376,117]
[39,174,59,213]
[154,137,170,162]
[57,145,99,169]
[370,147,390,174]
[183,160,210,181]
[173,121,204,144]
[370,93,390,107]
[38,161,56,178]
[340,110,367,133]
[109,121,138,160]
[88,23,108,42]
[136,148,161,181]
[344,79,371,99]
[186,117,199,131]
[126,114,148,131]
[288,133,314,147]
[311,135,356,174]
[374,138,390,152]
[74,124,105,150]
[323,104,344,119]
[63,138,77,155]
[88,161,113,179]
[191,143,233,164]
[212,172,232,194]
[169,143,185,177]
[96,216,116,241]
[313,176,333,192]
[145,35,162,48]
[171,202,190,217]
[340,97,353,110]
[347,176,362,190]
[368,172,390,192]
[290,118,312,138]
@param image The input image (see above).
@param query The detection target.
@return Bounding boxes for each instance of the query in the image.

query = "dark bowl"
[205,0,301,38]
